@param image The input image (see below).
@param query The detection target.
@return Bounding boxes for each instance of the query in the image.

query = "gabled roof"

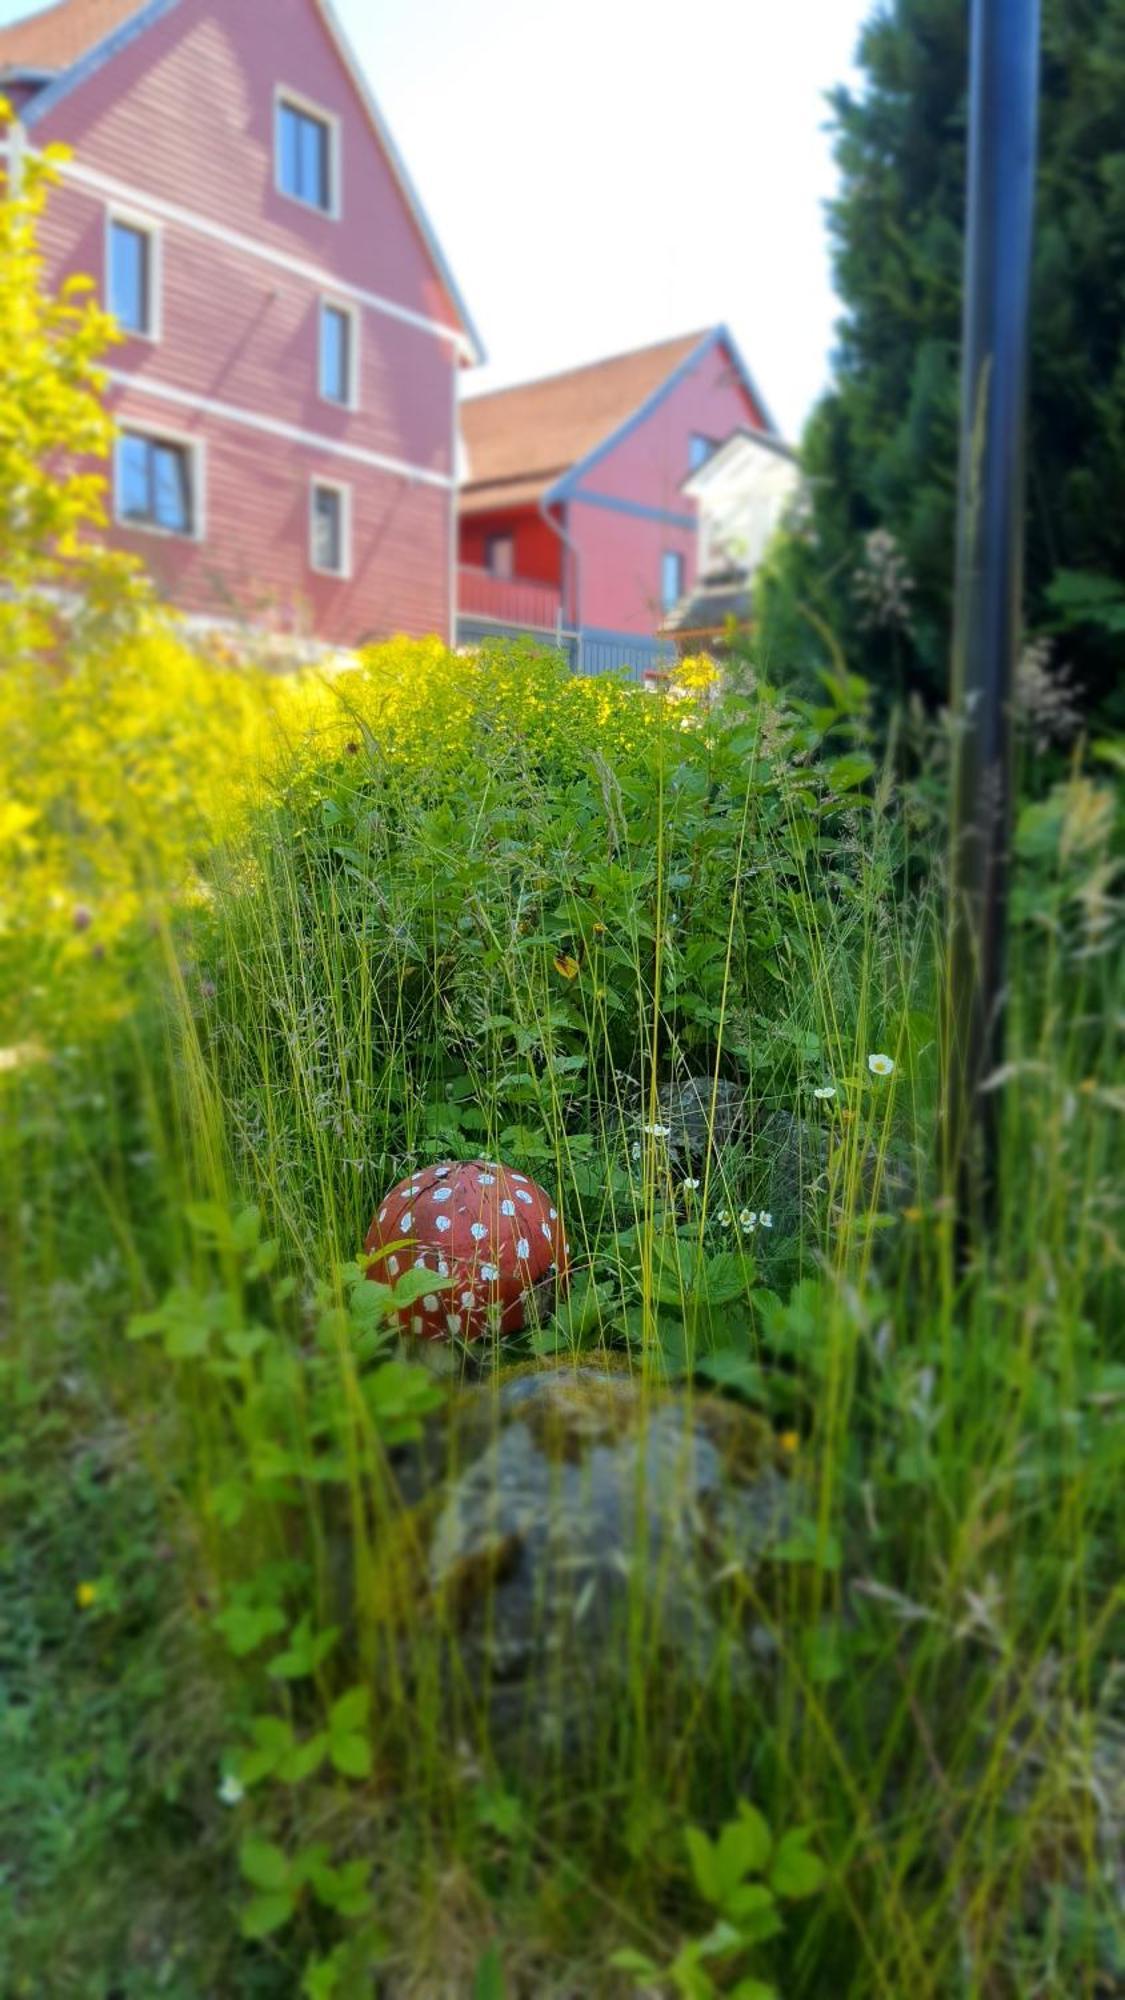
[460,326,776,517]
[0,0,155,72]
[0,0,484,362]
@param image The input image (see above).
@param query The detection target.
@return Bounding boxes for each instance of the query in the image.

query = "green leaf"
[329,1731,372,1779]
[279,1732,328,1784]
[769,1828,827,1900]
[827,753,876,792]
[215,1602,287,1657]
[329,1686,370,1735]
[685,1826,719,1903]
[472,1942,507,2000]
[241,1890,297,1940]
[239,1838,290,1892]
[712,1802,772,1891]
[608,1948,661,1978]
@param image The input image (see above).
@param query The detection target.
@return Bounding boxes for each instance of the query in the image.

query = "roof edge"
[21,0,180,125]
[313,0,484,365]
[544,328,722,503]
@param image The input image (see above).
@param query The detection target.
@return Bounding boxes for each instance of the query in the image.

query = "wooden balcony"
[457,565,562,633]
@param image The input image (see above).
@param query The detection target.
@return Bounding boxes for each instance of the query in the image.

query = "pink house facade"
[0,0,482,647]
[458,329,778,678]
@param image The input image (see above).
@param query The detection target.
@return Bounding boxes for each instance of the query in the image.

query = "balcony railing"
[457,565,562,633]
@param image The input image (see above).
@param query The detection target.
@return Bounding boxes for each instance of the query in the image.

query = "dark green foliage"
[757,0,1125,726]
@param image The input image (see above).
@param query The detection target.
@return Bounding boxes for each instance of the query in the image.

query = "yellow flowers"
[778,1430,800,1456]
[75,1580,99,1610]
[553,955,580,980]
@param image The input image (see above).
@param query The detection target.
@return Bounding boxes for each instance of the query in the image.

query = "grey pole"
[941,0,1041,1220]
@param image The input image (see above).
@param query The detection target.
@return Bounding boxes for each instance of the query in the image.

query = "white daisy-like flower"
[740,1208,758,1234]
[760,1212,773,1229]
[643,1123,673,1139]
[718,1210,733,1229]
[682,1178,700,1192]
[218,1773,244,1807]
[813,1085,836,1101]
[868,1053,895,1077]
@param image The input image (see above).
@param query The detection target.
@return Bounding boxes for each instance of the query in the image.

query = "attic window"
[276,94,337,216]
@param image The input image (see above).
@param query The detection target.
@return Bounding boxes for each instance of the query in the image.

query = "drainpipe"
[538,489,582,674]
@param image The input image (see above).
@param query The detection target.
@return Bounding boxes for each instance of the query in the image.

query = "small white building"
[663,427,803,649]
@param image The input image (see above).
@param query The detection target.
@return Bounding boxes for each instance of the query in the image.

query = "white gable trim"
[18,0,484,363]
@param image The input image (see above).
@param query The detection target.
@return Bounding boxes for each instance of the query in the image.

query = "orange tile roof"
[460,329,711,514]
[0,0,147,71]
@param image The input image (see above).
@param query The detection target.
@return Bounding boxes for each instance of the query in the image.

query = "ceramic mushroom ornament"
[364,1160,569,1342]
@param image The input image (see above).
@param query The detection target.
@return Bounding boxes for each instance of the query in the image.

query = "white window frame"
[114,424,205,542]
[105,205,162,342]
[309,477,352,579]
[275,86,342,221]
[318,296,359,410]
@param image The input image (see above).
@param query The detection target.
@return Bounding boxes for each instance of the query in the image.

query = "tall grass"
[1,635,1120,1998]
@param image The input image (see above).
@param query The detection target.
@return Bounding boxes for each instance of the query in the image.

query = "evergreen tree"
[758,0,1125,728]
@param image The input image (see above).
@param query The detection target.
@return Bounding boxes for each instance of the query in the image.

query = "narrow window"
[277,97,334,213]
[311,482,349,577]
[485,533,515,579]
[108,218,155,336]
[116,432,195,536]
[320,303,354,406]
[661,550,685,612]
[688,433,717,472]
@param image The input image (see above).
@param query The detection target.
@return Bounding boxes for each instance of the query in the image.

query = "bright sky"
[1,0,872,440]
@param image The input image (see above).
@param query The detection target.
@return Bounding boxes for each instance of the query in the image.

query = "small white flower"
[631,1141,641,1160]
[682,1177,700,1192]
[740,1208,758,1234]
[868,1053,895,1077]
[718,1210,733,1229]
[218,1773,244,1807]
[643,1123,673,1139]
[760,1212,773,1229]
[813,1085,836,1101]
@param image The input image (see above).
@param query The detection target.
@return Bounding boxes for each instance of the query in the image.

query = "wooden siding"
[109,382,451,646]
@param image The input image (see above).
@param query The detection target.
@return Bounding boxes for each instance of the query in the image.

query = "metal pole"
[941,0,1041,1221]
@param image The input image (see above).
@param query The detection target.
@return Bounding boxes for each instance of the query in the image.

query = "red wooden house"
[457,328,778,677]
[0,0,482,648]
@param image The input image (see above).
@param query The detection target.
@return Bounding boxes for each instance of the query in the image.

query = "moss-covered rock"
[378,1365,799,1764]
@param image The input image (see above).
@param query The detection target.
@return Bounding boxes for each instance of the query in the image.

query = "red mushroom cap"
[364,1160,569,1341]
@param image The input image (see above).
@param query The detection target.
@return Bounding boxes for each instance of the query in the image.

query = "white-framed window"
[106,209,161,339]
[319,299,358,408]
[276,90,340,217]
[115,427,203,540]
[310,479,351,578]
[688,432,718,472]
[485,532,514,579]
[661,550,685,612]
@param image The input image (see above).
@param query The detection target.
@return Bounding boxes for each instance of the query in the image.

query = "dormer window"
[276,93,338,216]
